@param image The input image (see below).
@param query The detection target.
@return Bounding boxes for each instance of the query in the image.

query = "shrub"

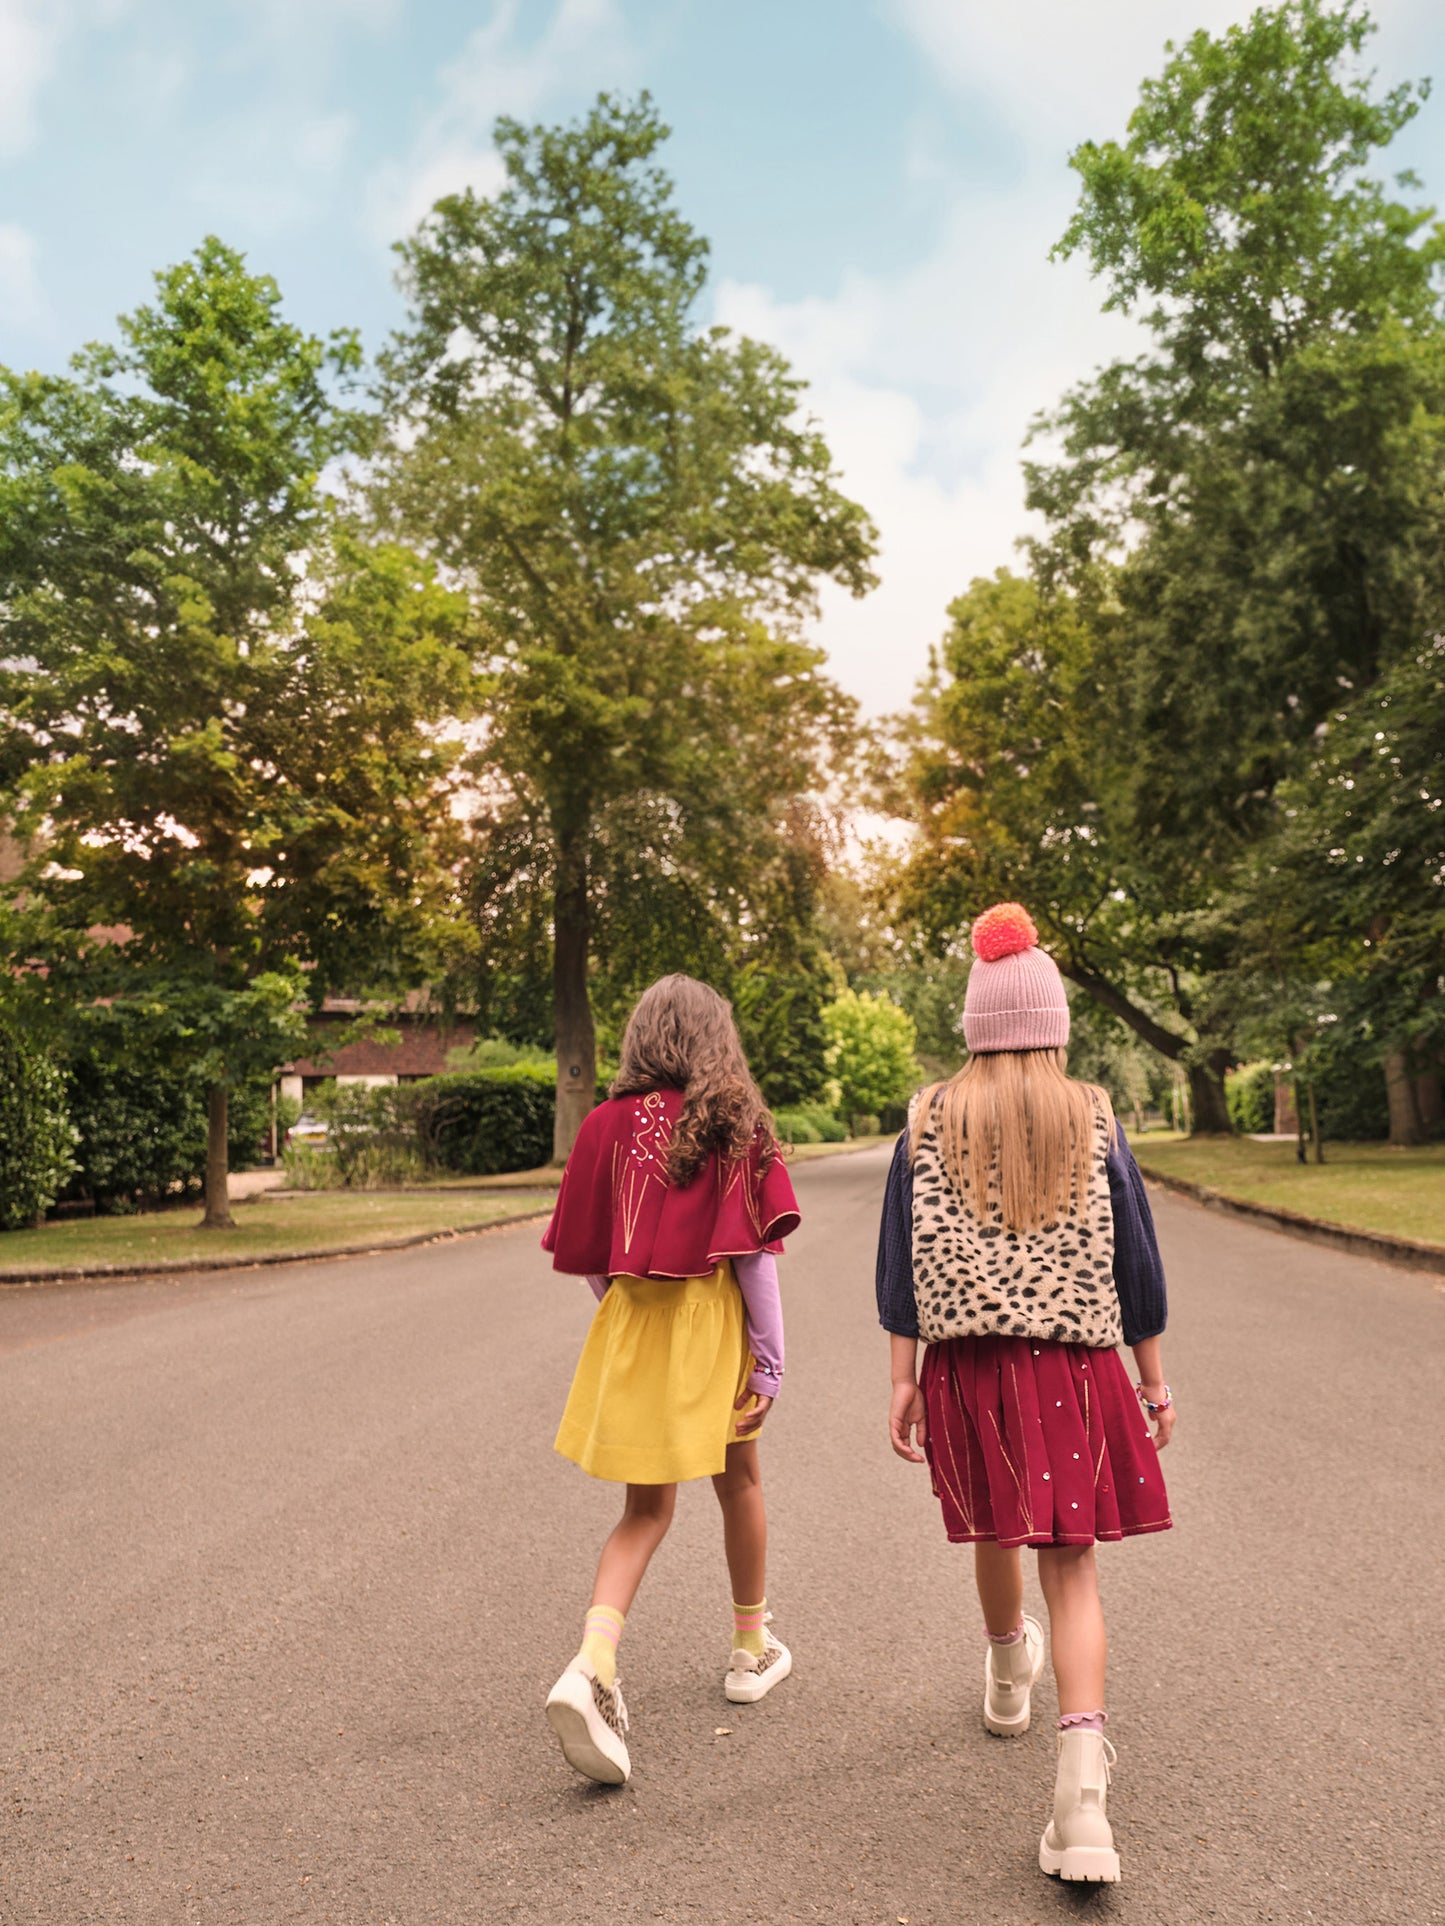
[281,1144,341,1190]
[1225,1061,1276,1135]
[413,1065,556,1175]
[308,1081,431,1187]
[773,1103,846,1146]
[63,1041,275,1213]
[0,1027,77,1231]
[822,989,921,1128]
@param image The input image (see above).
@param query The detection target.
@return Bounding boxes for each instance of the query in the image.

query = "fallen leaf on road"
[713,1727,731,1736]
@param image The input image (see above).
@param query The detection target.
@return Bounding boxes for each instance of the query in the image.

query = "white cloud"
[715,189,1139,717]
[715,0,1445,718]
[891,0,1437,141]
[365,0,631,248]
[0,222,45,329]
[0,0,63,156]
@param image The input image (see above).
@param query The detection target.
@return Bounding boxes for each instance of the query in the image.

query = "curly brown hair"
[610,975,777,1186]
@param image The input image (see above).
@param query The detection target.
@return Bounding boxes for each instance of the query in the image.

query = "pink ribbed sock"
[1057,1710,1107,1734]
[986,1621,1024,1644]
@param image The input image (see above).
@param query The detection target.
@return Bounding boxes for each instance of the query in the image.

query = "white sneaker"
[1039,1729,1121,1883]
[982,1614,1046,1736]
[545,1658,631,1785]
[724,1621,792,1704]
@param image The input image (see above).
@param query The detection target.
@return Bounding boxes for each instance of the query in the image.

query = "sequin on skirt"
[919,1334,1172,1547]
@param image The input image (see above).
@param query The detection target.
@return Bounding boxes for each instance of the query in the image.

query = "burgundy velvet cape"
[542,1088,801,1280]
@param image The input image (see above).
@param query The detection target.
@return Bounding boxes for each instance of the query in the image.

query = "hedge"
[412,1065,556,1175]
[64,1049,273,1213]
[0,1027,77,1230]
[773,1103,847,1146]
[1225,1062,1276,1136]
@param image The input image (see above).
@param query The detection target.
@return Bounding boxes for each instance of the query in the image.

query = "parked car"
[284,1114,329,1148]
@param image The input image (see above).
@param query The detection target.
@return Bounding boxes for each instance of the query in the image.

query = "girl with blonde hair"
[875,903,1176,1885]
[542,975,800,1786]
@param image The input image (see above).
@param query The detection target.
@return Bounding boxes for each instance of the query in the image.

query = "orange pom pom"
[971,902,1038,962]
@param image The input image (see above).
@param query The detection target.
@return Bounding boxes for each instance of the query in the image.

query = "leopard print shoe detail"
[546,1659,632,1785]
[724,1622,793,1704]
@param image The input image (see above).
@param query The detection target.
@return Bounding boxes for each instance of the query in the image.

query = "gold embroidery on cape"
[615,1091,673,1253]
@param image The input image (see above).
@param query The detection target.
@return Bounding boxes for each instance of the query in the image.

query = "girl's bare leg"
[1036,1544,1107,1713]
[590,1483,677,1613]
[974,1541,1024,1636]
[711,1439,766,1604]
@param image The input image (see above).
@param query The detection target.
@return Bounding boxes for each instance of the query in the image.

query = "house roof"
[282,1016,478,1079]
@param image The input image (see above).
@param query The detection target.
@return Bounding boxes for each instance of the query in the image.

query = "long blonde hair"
[909,1049,1112,1232]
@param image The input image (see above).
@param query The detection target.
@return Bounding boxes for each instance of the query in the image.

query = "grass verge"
[1129,1134,1445,1247]
[0,1191,554,1277]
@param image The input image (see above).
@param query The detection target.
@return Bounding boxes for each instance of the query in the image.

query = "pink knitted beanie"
[962,903,1070,1054]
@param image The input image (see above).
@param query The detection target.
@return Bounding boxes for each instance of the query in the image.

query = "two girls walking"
[540,906,1175,1885]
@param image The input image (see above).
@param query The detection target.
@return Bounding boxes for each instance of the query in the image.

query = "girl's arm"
[733,1251,784,1399]
[1131,1333,1177,1448]
[889,1332,927,1463]
[1106,1122,1168,1345]
[877,1132,927,1461]
[1107,1126,1177,1447]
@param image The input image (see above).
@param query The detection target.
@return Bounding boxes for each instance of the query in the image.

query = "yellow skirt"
[555,1264,755,1485]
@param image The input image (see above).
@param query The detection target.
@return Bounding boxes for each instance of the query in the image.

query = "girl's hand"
[733,1389,773,1438]
[890,1381,928,1463]
[1138,1382,1177,1450]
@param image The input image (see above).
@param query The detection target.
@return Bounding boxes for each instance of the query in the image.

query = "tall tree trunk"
[204,1081,235,1228]
[552,819,596,1164]
[1186,1049,1233,1135]
[1384,1048,1425,1147]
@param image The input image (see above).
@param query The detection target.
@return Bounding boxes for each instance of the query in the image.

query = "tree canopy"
[374,93,877,1155]
[0,239,474,1222]
[892,1,1445,1134]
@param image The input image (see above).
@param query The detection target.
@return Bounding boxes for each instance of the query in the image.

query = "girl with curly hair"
[541,974,801,1786]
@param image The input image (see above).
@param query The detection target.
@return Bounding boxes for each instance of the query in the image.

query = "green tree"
[375,94,876,1157]
[823,988,920,1129]
[0,241,474,1226]
[1241,636,1445,1142]
[896,4,1445,1133]
[892,568,1239,1128]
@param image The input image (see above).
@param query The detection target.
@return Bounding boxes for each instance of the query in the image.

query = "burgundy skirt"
[920,1335,1172,1548]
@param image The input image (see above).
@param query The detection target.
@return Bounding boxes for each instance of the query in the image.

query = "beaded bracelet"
[1136,1382,1172,1416]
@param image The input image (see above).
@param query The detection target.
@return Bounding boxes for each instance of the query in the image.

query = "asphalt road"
[2,1147,1442,1926]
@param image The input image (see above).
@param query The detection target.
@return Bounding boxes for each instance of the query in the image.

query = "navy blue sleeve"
[875,1132,920,1339]
[1107,1121,1168,1345]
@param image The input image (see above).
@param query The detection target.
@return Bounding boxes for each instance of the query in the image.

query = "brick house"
[277,1000,478,1108]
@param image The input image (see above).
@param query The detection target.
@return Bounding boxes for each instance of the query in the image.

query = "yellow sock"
[732,1599,766,1658]
[581,1605,625,1688]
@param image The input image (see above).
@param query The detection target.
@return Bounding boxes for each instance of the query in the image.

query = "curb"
[1136,1165,1445,1278]
[0,1205,553,1291]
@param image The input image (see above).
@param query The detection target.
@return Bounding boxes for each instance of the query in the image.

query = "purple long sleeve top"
[587,1251,784,1401]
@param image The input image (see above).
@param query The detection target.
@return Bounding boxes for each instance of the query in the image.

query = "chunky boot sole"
[545,1672,630,1785]
[1039,1833,1121,1883]
[724,1646,792,1703]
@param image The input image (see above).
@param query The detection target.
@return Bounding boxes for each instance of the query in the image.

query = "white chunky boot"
[1038,1728,1121,1883]
[982,1615,1045,1736]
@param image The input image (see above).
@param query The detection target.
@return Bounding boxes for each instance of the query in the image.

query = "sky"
[3,0,1444,714]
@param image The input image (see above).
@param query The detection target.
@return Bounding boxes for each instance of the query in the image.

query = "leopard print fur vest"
[908,1092,1122,1349]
